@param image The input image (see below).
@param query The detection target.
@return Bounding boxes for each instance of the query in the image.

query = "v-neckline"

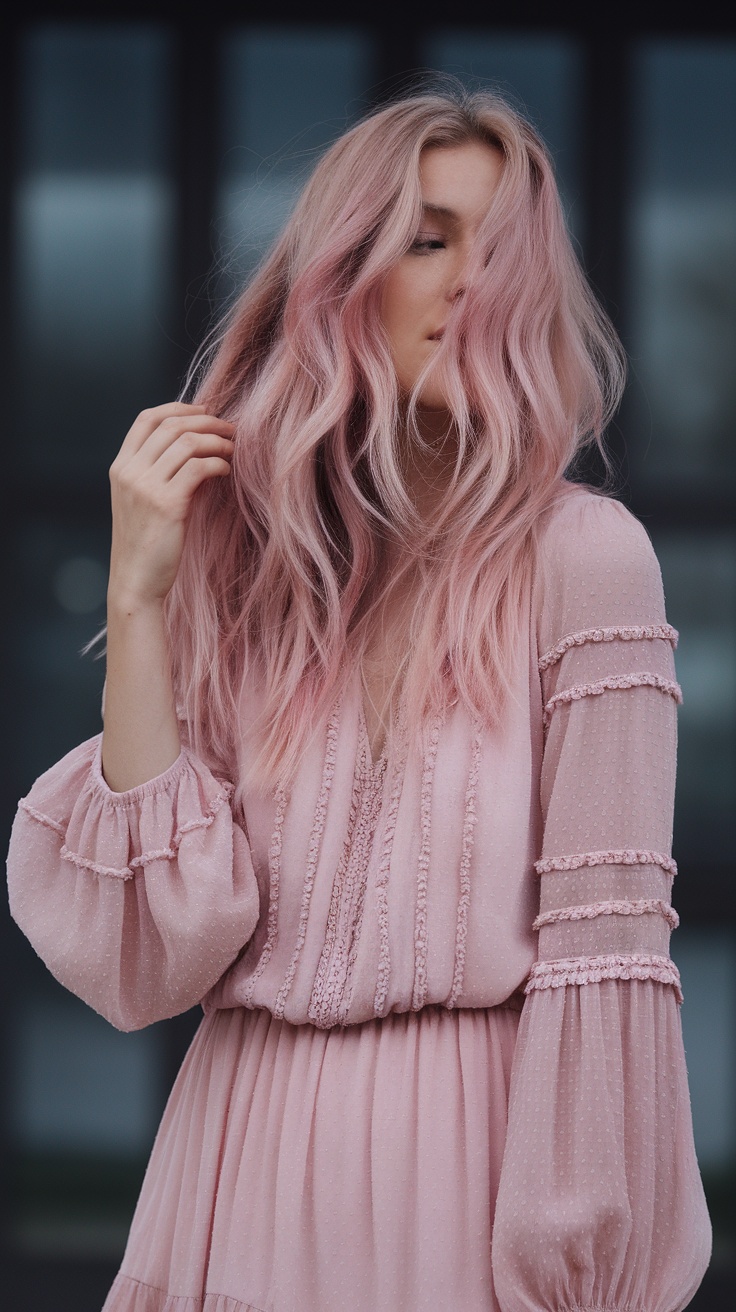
[355,657,406,773]
[358,692,390,774]
[353,663,459,773]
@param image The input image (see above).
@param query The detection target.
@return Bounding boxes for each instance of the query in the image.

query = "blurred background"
[0,2,734,1308]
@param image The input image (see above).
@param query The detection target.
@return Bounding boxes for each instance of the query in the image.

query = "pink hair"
[166,88,625,802]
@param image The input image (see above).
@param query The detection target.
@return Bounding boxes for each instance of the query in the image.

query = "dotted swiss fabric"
[5,485,712,1311]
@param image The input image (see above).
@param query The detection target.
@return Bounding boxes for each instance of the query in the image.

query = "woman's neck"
[399,407,460,521]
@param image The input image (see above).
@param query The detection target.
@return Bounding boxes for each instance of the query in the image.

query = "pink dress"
[7,485,712,1312]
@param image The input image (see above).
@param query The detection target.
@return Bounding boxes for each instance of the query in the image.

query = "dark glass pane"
[651,529,736,870]
[217,25,374,295]
[20,24,170,174]
[8,988,164,1261]
[627,42,736,495]
[13,24,175,492]
[9,516,109,791]
[671,929,736,1174]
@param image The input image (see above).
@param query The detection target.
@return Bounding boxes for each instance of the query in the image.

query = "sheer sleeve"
[6,730,260,1032]
[491,492,712,1312]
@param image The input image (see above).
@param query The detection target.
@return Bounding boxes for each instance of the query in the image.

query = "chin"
[398,367,453,417]
[415,388,452,413]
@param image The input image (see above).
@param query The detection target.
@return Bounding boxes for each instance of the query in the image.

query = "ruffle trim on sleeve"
[532,898,679,931]
[18,738,235,882]
[17,800,66,836]
[525,952,684,1003]
[58,780,234,880]
[534,849,678,877]
[538,622,679,671]
[543,673,683,727]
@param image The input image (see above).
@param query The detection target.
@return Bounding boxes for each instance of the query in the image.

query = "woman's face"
[380,139,504,412]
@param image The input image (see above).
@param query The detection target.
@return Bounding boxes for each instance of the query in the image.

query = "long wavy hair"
[165,87,625,802]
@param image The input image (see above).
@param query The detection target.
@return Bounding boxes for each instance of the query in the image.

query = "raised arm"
[102,401,235,791]
[6,404,261,1031]
[491,492,712,1312]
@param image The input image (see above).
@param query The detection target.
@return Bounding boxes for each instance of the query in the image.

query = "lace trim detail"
[525,952,683,1003]
[534,848,677,878]
[18,799,66,836]
[241,780,290,1009]
[543,672,683,726]
[336,751,385,1026]
[311,731,385,1029]
[533,898,679,930]
[373,709,410,1019]
[308,751,364,1027]
[538,623,679,672]
[45,781,234,882]
[447,715,483,1010]
[412,714,442,1012]
[274,694,342,1020]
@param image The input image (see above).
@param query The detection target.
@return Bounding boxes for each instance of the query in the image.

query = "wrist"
[106,583,167,620]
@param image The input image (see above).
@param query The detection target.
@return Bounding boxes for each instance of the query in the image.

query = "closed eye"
[409,237,446,254]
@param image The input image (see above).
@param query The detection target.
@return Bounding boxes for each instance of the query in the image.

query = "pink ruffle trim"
[543,672,683,726]
[447,714,483,1010]
[534,848,678,878]
[373,709,411,1018]
[525,952,684,1003]
[532,898,679,930]
[242,780,289,1009]
[20,783,234,882]
[18,799,65,836]
[274,695,342,1020]
[103,1273,265,1311]
[412,714,442,1011]
[538,622,679,671]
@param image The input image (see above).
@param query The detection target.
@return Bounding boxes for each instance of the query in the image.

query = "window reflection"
[9,992,163,1260]
[653,530,736,865]
[627,42,736,493]
[672,930,736,1173]
[14,26,174,487]
[217,26,374,300]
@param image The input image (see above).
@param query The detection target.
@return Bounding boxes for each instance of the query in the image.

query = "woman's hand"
[101,402,234,792]
[108,402,235,608]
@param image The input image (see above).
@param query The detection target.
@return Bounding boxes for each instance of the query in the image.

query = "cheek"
[380,263,431,343]
[380,269,408,342]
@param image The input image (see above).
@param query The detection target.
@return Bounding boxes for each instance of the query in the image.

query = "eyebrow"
[420,202,459,224]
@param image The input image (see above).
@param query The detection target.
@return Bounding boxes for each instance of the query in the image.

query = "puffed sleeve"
[491,491,712,1312]
[6,731,260,1032]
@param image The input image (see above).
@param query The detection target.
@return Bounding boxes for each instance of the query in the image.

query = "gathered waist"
[202,989,527,1028]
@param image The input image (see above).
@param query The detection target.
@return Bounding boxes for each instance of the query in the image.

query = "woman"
[7,89,712,1311]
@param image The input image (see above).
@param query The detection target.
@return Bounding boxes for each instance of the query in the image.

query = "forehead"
[418,140,504,231]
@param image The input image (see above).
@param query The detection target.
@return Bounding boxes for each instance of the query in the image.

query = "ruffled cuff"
[9,735,260,1030]
[18,734,233,882]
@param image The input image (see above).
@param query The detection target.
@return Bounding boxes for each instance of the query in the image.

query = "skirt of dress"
[102,999,521,1312]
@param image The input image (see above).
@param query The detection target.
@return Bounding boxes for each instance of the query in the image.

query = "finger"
[128,415,236,471]
[169,455,233,497]
[151,431,236,482]
[116,403,211,461]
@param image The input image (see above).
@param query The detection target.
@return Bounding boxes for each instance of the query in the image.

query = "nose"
[446,255,468,304]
